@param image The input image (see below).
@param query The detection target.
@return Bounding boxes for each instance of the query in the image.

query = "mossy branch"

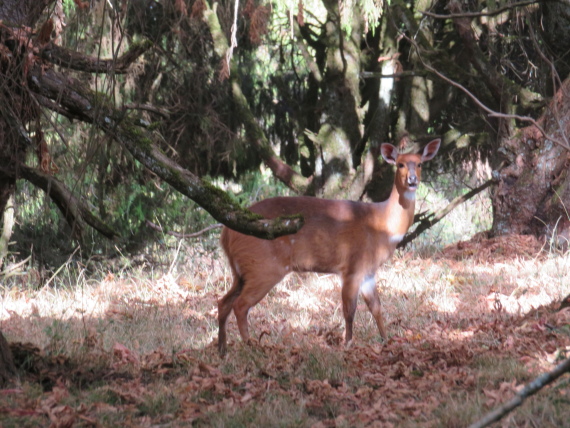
[18,165,119,240]
[29,67,303,240]
[40,39,153,74]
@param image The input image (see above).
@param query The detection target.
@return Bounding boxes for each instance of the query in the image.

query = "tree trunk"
[0,0,54,387]
[0,332,17,386]
[0,194,15,269]
[491,77,570,241]
[308,1,366,199]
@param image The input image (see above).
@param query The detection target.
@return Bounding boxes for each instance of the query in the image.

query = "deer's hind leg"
[232,268,287,346]
[341,272,362,345]
[218,273,244,356]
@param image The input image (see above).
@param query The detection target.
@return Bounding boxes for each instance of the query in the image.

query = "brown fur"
[218,139,441,355]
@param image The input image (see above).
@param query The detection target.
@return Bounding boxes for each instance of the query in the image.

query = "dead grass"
[1,235,569,427]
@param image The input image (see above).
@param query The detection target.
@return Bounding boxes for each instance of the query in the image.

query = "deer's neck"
[374,185,416,240]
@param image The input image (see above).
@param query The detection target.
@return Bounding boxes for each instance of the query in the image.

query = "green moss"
[129,39,153,52]
[147,121,162,131]
[114,115,304,240]
[90,90,114,110]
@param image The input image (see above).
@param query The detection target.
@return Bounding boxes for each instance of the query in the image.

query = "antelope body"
[218,139,441,355]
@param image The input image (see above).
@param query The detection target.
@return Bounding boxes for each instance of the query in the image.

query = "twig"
[42,246,81,289]
[1,256,31,279]
[40,39,153,74]
[361,70,428,79]
[399,178,497,248]
[122,103,170,119]
[146,220,222,239]
[469,356,570,428]
[16,165,119,240]
[422,0,539,19]
[405,34,570,151]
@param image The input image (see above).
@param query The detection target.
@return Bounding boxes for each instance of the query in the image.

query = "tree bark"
[491,77,570,239]
[311,0,366,199]
[0,0,55,385]
[40,40,153,73]
[0,9,304,242]
[0,194,15,269]
[0,332,17,386]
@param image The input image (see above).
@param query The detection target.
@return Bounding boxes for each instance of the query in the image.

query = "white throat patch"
[389,234,405,245]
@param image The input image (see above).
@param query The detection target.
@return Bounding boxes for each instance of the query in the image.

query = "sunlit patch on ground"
[1,235,569,426]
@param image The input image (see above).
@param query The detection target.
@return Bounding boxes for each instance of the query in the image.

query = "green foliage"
[223,169,293,206]
[301,347,347,383]
[44,320,70,355]
[62,0,78,15]
[137,387,181,418]
[203,394,311,428]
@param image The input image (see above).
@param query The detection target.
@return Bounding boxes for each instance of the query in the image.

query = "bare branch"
[407,38,570,151]
[40,40,153,74]
[399,179,497,248]
[469,356,570,428]
[294,18,322,83]
[17,165,119,240]
[361,71,428,79]
[421,0,540,19]
[123,103,170,119]
[203,2,311,194]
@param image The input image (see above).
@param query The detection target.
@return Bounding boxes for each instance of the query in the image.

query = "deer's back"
[221,196,394,276]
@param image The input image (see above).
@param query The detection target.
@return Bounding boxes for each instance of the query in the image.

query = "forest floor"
[1,234,569,427]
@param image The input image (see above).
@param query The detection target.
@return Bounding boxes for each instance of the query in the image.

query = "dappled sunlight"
[282,274,338,311]
[428,291,460,314]
[0,268,222,353]
[1,283,109,322]
[286,311,315,333]
[484,289,555,315]
[1,234,569,427]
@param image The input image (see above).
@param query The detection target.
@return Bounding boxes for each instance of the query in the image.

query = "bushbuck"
[217,138,441,355]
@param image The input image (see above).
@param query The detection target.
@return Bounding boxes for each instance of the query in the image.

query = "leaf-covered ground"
[1,235,569,427]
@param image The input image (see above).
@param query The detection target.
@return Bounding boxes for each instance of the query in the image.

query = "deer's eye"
[418,163,423,168]
[398,163,405,168]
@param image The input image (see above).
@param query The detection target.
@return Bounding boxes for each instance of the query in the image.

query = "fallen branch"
[399,178,497,248]
[469,356,570,428]
[1,256,31,280]
[146,220,222,239]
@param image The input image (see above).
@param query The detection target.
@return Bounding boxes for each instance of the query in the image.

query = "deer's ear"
[421,139,441,162]
[381,143,398,165]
